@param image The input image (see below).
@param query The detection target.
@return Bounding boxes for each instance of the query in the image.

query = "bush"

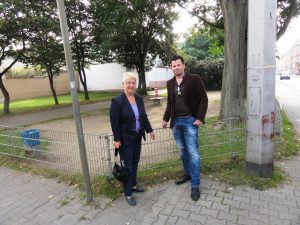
[185,59,223,90]
[5,67,46,79]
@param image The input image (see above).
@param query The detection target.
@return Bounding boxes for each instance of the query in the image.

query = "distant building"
[281,39,300,75]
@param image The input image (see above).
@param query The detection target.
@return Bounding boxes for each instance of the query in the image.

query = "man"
[162,55,208,201]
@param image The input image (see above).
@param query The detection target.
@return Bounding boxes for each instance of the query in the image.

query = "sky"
[276,16,300,56]
[173,7,198,42]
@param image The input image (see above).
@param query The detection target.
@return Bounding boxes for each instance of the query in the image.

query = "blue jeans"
[119,134,141,197]
[172,116,200,188]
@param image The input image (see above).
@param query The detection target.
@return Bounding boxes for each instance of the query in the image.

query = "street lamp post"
[56,0,93,202]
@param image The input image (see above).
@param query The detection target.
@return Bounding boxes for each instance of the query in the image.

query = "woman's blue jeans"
[172,116,200,188]
[119,134,141,197]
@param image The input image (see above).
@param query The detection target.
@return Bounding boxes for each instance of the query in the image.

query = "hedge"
[185,59,223,90]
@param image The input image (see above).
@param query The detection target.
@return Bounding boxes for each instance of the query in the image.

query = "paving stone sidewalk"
[1,155,300,225]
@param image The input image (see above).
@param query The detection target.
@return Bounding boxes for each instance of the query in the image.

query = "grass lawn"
[0,91,120,116]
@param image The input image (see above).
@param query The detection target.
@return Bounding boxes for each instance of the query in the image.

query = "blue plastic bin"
[21,129,40,147]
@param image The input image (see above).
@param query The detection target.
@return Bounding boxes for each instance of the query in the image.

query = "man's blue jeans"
[172,116,200,188]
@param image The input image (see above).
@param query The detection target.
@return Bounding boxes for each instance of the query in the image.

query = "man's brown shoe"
[175,175,191,185]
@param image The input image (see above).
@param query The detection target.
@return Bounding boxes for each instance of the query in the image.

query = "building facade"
[281,39,300,75]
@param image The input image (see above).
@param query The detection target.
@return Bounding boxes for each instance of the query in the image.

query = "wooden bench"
[149,96,165,105]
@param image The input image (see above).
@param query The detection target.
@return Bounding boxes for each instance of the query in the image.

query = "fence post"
[228,118,235,160]
[104,134,113,178]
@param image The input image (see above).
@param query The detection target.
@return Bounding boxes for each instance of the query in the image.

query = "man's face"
[171,59,185,77]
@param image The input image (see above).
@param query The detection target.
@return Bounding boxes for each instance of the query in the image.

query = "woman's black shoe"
[132,186,145,192]
[175,175,191,185]
[125,196,136,206]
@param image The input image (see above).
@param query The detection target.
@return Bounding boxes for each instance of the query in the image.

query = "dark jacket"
[163,74,208,128]
[110,92,153,145]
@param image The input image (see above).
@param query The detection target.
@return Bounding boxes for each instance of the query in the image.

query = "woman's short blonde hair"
[122,72,137,83]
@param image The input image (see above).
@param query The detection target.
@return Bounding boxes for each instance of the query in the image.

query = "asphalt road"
[276,75,300,136]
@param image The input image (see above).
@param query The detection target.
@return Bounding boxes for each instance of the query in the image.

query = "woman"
[110,72,155,206]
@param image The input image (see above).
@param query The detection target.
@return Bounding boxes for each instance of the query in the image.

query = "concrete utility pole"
[246,0,277,177]
[56,0,93,202]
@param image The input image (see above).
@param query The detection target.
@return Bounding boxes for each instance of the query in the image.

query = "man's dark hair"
[170,55,185,64]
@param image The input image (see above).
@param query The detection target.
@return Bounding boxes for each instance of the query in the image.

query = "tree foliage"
[20,0,64,105]
[181,27,224,61]
[0,0,30,114]
[277,0,300,40]
[66,0,95,100]
[91,0,179,94]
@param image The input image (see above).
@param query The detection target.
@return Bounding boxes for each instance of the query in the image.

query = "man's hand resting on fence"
[162,120,168,128]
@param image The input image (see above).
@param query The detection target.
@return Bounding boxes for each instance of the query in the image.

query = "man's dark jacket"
[163,74,208,128]
[110,93,153,146]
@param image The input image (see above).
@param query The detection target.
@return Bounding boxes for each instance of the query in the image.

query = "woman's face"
[123,77,136,95]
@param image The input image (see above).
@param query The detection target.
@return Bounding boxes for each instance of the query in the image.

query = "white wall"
[80,63,126,91]
[80,63,174,91]
[145,67,173,85]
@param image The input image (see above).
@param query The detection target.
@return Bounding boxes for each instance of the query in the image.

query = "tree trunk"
[0,57,19,114]
[76,60,89,100]
[140,54,147,95]
[47,69,59,105]
[136,60,147,95]
[138,73,142,89]
[0,77,10,114]
[140,69,147,95]
[136,66,142,89]
[219,0,247,120]
[81,63,89,100]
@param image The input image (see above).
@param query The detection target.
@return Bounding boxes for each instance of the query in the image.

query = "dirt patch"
[32,91,220,134]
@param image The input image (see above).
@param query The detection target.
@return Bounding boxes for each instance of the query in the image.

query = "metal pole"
[246,0,277,177]
[104,134,113,178]
[56,0,93,202]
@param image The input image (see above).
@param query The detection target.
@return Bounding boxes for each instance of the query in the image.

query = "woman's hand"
[150,132,155,140]
[113,141,121,149]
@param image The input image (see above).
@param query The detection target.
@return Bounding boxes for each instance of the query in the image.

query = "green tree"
[182,27,224,61]
[0,0,29,114]
[66,0,95,100]
[182,29,211,60]
[21,0,64,105]
[91,0,179,94]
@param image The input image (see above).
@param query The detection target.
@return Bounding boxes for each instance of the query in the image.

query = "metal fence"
[0,110,283,178]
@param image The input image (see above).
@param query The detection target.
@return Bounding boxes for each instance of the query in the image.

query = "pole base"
[246,161,273,178]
